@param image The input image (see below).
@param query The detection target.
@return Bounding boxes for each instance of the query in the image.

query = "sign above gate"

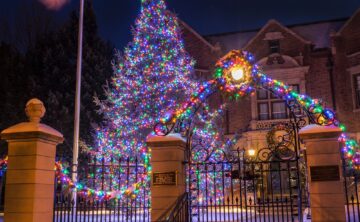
[310,165,340,182]
[153,171,177,185]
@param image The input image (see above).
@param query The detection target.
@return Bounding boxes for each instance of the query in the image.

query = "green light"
[339,124,346,131]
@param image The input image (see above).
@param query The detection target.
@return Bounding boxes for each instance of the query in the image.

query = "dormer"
[243,21,311,130]
[243,20,311,63]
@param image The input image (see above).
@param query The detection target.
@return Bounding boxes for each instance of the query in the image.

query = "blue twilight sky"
[1,0,360,49]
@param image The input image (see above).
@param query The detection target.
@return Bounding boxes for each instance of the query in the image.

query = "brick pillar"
[146,133,186,222]
[1,99,63,222]
[299,124,346,222]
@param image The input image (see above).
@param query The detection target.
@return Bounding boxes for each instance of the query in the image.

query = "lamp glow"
[231,68,244,81]
[248,148,256,157]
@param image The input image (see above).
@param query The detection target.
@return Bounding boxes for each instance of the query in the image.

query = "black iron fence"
[0,152,359,221]
[344,169,360,222]
[0,171,5,212]
[187,151,308,222]
[157,193,189,222]
[53,156,150,222]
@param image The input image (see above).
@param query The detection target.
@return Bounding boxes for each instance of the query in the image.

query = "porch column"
[146,133,186,222]
[1,99,63,222]
[299,124,346,222]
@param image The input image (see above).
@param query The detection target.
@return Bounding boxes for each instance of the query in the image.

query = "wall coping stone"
[146,133,186,148]
[299,124,342,140]
[0,98,63,143]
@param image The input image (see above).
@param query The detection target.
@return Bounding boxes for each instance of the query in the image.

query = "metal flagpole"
[72,0,85,206]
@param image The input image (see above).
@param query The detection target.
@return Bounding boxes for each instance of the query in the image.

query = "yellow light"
[248,148,256,157]
[231,68,244,81]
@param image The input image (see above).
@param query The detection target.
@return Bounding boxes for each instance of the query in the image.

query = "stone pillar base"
[1,99,63,222]
[147,134,186,221]
[300,124,346,222]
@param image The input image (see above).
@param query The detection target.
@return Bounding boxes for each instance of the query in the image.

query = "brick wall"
[180,22,219,71]
[226,97,252,134]
[181,11,360,136]
[306,50,334,109]
[332,10,360,133]
[341,10,360,55]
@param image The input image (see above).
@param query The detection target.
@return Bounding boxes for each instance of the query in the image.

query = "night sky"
[2,0,360,49]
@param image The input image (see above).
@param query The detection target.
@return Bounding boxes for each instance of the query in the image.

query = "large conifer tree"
[94,0,196,160]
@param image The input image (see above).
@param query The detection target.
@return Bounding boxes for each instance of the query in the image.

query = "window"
[257,84,300,120]
[270,90,279,99]
[258,103,269,120]
[257,88,268,100]
[354,74,360,109]
[269,40,280,54]
[272,102,287,119]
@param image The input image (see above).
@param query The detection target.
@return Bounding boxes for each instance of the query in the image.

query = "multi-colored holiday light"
[84,0,199,198]
[95,0,196,158]
[0,0,226,201]
[190,104,240,163]
[0,157,144,200]
[54,157,150,200]
[0,156,7,177]
[1,45,359,201]
[157,50,360,169]
[55,48,360,202]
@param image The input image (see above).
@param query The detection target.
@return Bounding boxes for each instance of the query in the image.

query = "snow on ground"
[0,207,357,221]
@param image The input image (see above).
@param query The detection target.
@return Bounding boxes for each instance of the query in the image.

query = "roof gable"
[178,18,220,69]
[337,8,360,35]
[243,19,311,50]
[206,18,346,50]
[179,19,216,51]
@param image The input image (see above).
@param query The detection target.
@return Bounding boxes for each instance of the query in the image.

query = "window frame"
[271,101,288,119]
[258,102,270,120]
[268,40,280,54]
[256,84,300,121]
[354,74,360,109]
[257,88,269,100]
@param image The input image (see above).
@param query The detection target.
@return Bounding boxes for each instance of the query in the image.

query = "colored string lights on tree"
[0,0,225,201]
[0,0,198,201]
[87,0,202,198]
[1,43,359,203]
[94,0,196,159]
[190,103,241,163]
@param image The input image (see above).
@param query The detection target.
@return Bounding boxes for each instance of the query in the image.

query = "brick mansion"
[181,8,360,152]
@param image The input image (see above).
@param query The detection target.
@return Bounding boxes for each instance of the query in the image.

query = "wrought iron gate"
[187,149,307,222]
[182,97,311,222]
[343,157,360,222]
[154,86,314,221]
